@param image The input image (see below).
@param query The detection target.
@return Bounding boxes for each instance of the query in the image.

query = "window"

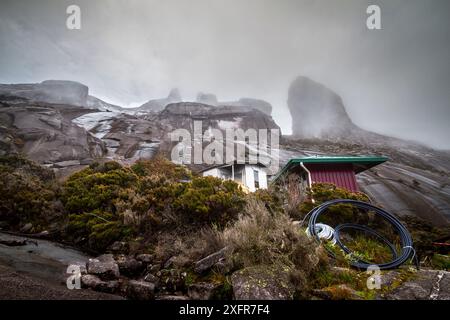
[253,169,260,189]
[235,171,242,182]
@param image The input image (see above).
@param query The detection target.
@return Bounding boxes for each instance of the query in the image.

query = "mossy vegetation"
[431,254,450,270]
[0,154,59,230]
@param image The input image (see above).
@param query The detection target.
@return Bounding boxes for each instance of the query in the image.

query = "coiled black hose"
[307,199,416,270]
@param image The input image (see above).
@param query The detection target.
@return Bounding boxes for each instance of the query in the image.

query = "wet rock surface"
[87,254,120,280]
[0,233,123,300]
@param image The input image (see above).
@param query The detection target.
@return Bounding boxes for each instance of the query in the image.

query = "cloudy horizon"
[1,0,449,149]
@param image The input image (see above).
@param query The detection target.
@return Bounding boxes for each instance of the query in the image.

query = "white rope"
[306,223,336,245]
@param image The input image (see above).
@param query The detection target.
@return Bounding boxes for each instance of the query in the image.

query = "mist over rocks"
[196,92,218,105]
[231,98,272,116]
[156,102,279,132]
[287,76,358,139]
[194,93,273,116]
[0,80,88,107]
[136,88,182,112]
[87,95,124,113]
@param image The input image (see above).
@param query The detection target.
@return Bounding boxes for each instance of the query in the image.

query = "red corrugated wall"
[306,163,359,192]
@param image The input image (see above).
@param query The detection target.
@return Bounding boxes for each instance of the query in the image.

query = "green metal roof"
[272,155,388,182]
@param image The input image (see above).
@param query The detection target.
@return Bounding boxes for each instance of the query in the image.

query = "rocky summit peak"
[288,76,357,139]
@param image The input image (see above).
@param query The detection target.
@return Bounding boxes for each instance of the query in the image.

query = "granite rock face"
[156,102,279,133]
[0,97,106,166]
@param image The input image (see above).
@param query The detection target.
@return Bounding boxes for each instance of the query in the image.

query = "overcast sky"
[1,0,449,149]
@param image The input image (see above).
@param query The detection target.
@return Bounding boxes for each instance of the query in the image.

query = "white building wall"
[202,168,220,178]
[244,165,268,192]
[203,165,267,192]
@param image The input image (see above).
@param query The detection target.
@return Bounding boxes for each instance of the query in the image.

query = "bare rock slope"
[0,97,106,169]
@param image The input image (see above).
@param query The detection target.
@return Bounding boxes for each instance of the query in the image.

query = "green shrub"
[254,187,286,214]
[173,176,245,227]
[131,155,192,181]
[0,155,58,228]
[298,183,370,225]
[61,161,138,251]
[62,161,138,214]
[66,210,132,252]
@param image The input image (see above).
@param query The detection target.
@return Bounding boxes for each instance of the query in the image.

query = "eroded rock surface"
[231,266,295,300]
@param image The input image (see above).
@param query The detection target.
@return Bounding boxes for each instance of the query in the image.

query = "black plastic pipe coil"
[307,199,416,270]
